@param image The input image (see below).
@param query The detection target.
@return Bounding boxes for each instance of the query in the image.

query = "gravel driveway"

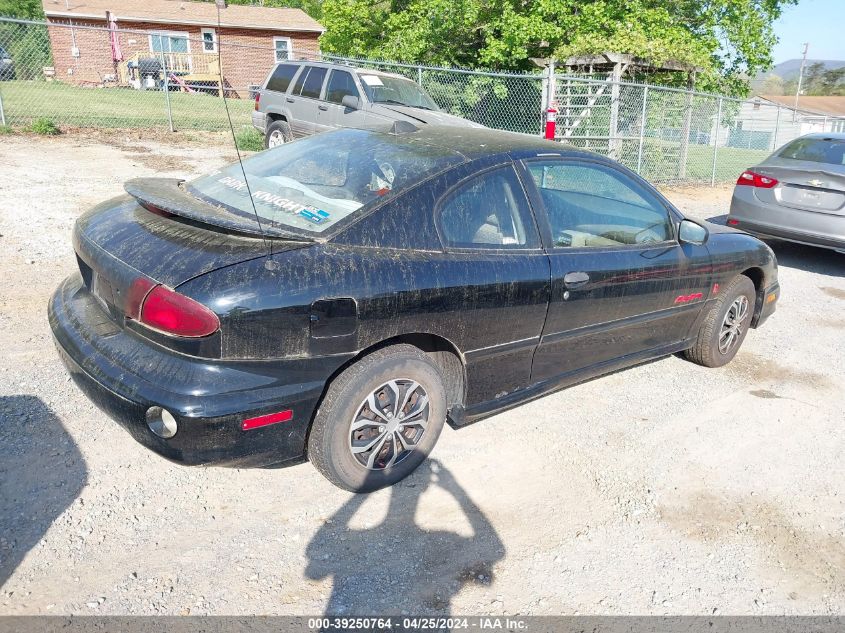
[1,134,844,616]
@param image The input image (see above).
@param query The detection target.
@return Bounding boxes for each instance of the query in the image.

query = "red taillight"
[736,170,778,188]
[254,92,260,111]
[125,277,156,319]
[136,285,220,338]
[727,218,740,226]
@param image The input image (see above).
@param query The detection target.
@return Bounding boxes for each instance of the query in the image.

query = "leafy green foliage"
[0,0,44,19]
[783,62,845,96]
[30,117,60,135]
[318,0,797,95]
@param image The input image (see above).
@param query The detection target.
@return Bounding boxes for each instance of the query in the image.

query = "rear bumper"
[729,190,845,252]
[728,218,845,253]
[252,110,266,134]
[48,274,333,468]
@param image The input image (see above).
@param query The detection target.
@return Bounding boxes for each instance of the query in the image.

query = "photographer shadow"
[305,459,504,615]
[0,395,87,588]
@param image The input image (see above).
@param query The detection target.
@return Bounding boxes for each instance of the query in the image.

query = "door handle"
[563,271,590,289]
[318,104,328,111]
[286,97,295,103]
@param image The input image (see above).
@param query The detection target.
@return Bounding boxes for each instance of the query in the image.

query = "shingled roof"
[758,94,845,117]
[42,0,324,32]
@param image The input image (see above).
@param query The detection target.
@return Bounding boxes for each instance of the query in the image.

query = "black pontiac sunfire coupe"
[49,126,779,492]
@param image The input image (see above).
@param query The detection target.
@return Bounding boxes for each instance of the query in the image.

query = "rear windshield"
[188,128,463,236]
[779,138,845,165]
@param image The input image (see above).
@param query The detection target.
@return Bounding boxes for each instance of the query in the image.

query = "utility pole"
[793,42,809,122]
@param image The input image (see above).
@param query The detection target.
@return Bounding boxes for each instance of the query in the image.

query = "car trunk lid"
[73,188,309,326]
[753,160,845,216]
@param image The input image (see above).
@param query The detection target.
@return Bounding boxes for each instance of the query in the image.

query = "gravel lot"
[1,133,844,617]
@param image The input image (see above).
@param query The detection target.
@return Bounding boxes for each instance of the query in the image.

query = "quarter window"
[326,70,359,104]
[527,161,673,248]
[438,166,536,249]
[266,63,299,93]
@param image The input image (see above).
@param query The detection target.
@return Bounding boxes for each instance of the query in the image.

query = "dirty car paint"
[48,127,779,468]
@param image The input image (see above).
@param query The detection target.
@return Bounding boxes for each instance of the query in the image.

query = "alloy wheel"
[719,295,749,354]
[268,130,285,147]
[348,379,429,470]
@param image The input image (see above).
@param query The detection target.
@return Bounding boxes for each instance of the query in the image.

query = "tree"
[318,0,798,95]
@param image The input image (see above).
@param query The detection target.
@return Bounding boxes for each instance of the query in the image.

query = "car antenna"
[215,0,278,270]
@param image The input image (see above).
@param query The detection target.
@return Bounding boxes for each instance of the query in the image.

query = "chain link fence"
[2,16,844,184]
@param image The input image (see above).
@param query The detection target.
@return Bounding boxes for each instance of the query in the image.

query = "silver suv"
[252,61,478,148]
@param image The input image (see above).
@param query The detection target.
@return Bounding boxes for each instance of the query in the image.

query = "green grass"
[30,117,60,135]
[0,80,254,131]
[685,144,771,182]
[234,126,264,151]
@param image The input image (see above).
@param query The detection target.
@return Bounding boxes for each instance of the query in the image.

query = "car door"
[432,161,551,409]
[287,65,328,137]
[518,157,712,383]
[319,68,368,132]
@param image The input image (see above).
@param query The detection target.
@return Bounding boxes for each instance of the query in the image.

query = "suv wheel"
[265,119,292,149]
[307,344,447,492]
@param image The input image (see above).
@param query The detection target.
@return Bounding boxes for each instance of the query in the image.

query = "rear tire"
[264,119,292,149]
[308,345,447,492]
[684,274,756,368]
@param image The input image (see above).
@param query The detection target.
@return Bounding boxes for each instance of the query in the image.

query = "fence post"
[773,105,781,151]
[678,87,694,179]
[0,88,5,127]
[417,65,422,86]
[636,86,649,174]
[608,61,621,159]
[710,97,722,187]
[160,52,174,133]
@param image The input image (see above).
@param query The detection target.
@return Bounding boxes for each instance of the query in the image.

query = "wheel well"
[302,334,466,456]
[266,113,287,124]
[319,334,466,410]
[741,267,764,295]
[389,334,466,408]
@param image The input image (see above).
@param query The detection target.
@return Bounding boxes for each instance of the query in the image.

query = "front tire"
[308,345,447,492]
[684,274,756,368]
[264,119,292,149]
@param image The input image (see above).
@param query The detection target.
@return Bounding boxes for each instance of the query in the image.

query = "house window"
[274,37,292,62]
[149,32,190,55]
[200,28,217,53]
[149,31,191,71]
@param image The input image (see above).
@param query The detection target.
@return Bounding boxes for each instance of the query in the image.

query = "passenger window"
[299,66,327,99]
[527,161,673,248]
[438,166,536,249]
[266,63,299,93]
[326,70,359,104]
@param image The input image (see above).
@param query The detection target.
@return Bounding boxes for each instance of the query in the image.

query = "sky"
[771,0,844,63]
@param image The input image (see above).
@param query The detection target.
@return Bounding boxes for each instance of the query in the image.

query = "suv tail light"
[254,92,260,111]
[736,170,778,188]
[126,281,220,338]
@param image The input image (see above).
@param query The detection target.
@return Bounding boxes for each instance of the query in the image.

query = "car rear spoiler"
[124,178,308,240]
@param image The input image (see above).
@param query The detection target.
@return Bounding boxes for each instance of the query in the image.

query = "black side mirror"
[678,219,708,245]
[341,95,359,110]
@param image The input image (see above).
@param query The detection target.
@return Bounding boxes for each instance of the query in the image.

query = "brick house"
[42,0,323,96]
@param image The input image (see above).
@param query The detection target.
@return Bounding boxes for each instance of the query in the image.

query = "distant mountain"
[770,59,845,81]
[750,59,845,94]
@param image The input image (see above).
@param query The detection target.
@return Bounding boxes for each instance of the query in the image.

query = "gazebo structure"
[538,53,702,176]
